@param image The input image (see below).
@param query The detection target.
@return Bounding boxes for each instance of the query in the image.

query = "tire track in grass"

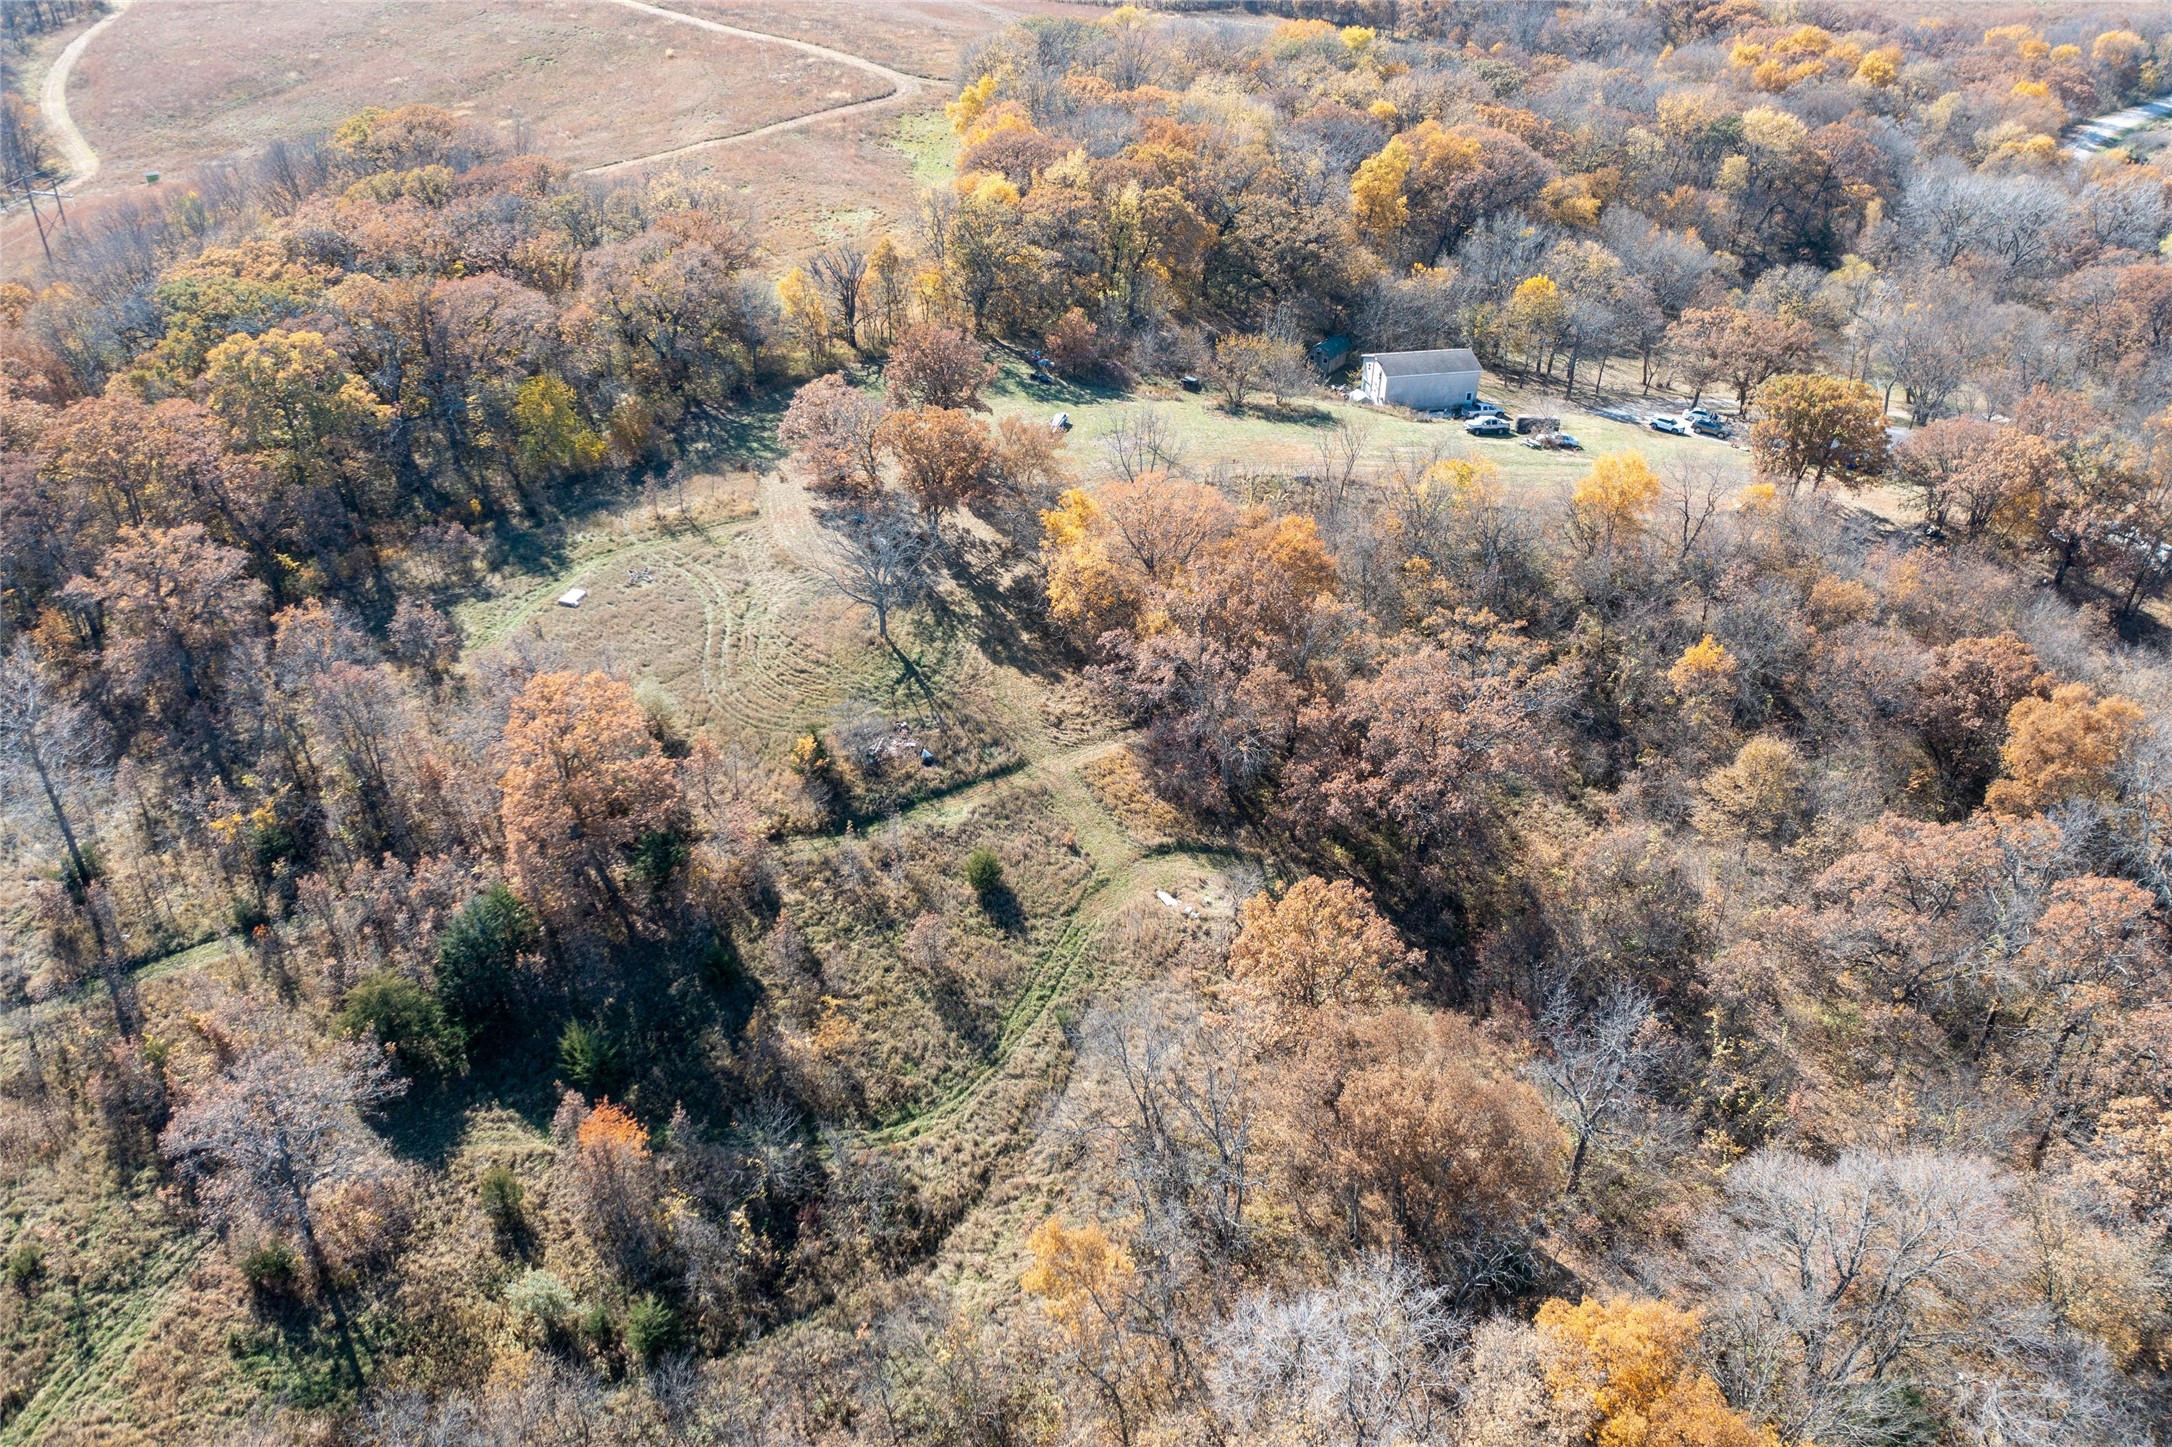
[35,0,930,197]
[578,0,931,176]
[1,1233,208,1447]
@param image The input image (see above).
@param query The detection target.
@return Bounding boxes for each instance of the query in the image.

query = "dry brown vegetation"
[8,1,2172,1443]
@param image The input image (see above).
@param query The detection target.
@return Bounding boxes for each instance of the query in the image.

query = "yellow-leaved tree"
[1350,136,1412,242]
[1536,1296,1780,1447]
[778,266,834,364]
[1507,274,1566,373]
[1022,1216,1148,1444]
[1570,451,1662,554]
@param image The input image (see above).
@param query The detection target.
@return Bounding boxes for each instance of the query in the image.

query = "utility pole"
[8,175,68,265]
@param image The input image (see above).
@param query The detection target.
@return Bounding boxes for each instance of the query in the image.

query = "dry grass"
[1080,747,1185,849]
[64,0,884,184]
[667,0,1103,83]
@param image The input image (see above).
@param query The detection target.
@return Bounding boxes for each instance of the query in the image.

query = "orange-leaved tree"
[1227,875,1416,1020]
[501,671,684,925]
[1984,682,2143,817]
[877,406,996,516]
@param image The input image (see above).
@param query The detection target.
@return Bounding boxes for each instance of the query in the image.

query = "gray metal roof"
[1361,347,1480,377]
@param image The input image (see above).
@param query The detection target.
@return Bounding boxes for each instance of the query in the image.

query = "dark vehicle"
[1691,416,1730,438]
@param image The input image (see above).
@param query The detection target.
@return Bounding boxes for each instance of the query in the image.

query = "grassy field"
[65,0,884,179]
[986,364,1756,496]
[2,0,1059,275]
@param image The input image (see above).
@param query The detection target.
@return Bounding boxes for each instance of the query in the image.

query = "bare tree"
[1310,416,1373,539]
[162,1041,405,1385]
[1102,405,1186,483]
[1530,982,1658,1194]
[1658,460,1729,577]
[1691,1148,2022,1447]
[0,642,103,893]
[1083,991,1256,1268]
[1207,1256,1459,1447]
[810,242,869,352]
[817,502,939,709]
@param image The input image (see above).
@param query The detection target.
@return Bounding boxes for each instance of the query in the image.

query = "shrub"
[335,972,467,1080]
[435,884,537,1039]
[4,1243,42,1290]
[558,1020,617,1091]
[625,1293,681,1365]
[504,1268,575,1342]
[963,847,1004,896]
[478,1166,526,1232]
[579,1300,619,1351]
[629,830,689,900]
[239,1240,301,1295]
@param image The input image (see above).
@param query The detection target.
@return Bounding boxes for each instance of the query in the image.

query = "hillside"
[3,4,2172,1445]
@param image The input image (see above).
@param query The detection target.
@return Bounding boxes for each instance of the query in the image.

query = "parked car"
[1463,399,1506,418]
[1464,416,1514,438]
[1522,431,1582,450]
[1684,404,1722,425]
[1690,416,1730,438]
[1649,414,1692,436]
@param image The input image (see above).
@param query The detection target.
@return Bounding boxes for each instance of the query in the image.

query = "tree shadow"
[1225,400,1337,426]
[974,881,1025,937]
[928,527,1075,682]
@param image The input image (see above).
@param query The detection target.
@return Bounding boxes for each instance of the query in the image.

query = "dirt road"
[36,0,133,187]
[581,0,928,176]
[35,0,931,194]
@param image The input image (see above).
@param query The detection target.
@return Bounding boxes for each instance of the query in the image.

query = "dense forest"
[6,2,2172,1443]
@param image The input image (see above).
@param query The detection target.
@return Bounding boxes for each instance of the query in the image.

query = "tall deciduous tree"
[1227,876,1415,1019]
[0,642,102,889]
[779,374,886,496]
[61,524,267,775]
[1749,372,1890,493]
[162,1041,405,1385]
[500,671,685,925]
[885,323,995,411]
[817,501,939,706]
[875,406,995,516]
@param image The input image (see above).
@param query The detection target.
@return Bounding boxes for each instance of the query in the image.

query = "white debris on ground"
[556,587,588,608]
[1156,889,1197,918]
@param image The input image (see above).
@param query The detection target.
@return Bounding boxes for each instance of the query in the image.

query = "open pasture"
[62,0,885,181]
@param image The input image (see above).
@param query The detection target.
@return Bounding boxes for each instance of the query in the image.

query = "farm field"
[3,0,1098,274]
[63,0,884,181]
[667,0,1105,82]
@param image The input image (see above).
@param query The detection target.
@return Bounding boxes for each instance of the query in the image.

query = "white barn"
[1355,347,1482,411]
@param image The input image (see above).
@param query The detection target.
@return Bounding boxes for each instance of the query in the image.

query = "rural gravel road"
[37,0,133,188]
[35,0,930,192]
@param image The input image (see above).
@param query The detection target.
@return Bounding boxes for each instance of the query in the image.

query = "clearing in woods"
[460,449,1250,1157]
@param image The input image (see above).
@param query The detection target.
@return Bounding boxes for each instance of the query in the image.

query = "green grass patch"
[886,110,956,186]
[986,363,1750,493]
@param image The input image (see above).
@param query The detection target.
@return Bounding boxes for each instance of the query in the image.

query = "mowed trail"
[35,0,931,195]
[36,0,134,188]
[581,0,926,175]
